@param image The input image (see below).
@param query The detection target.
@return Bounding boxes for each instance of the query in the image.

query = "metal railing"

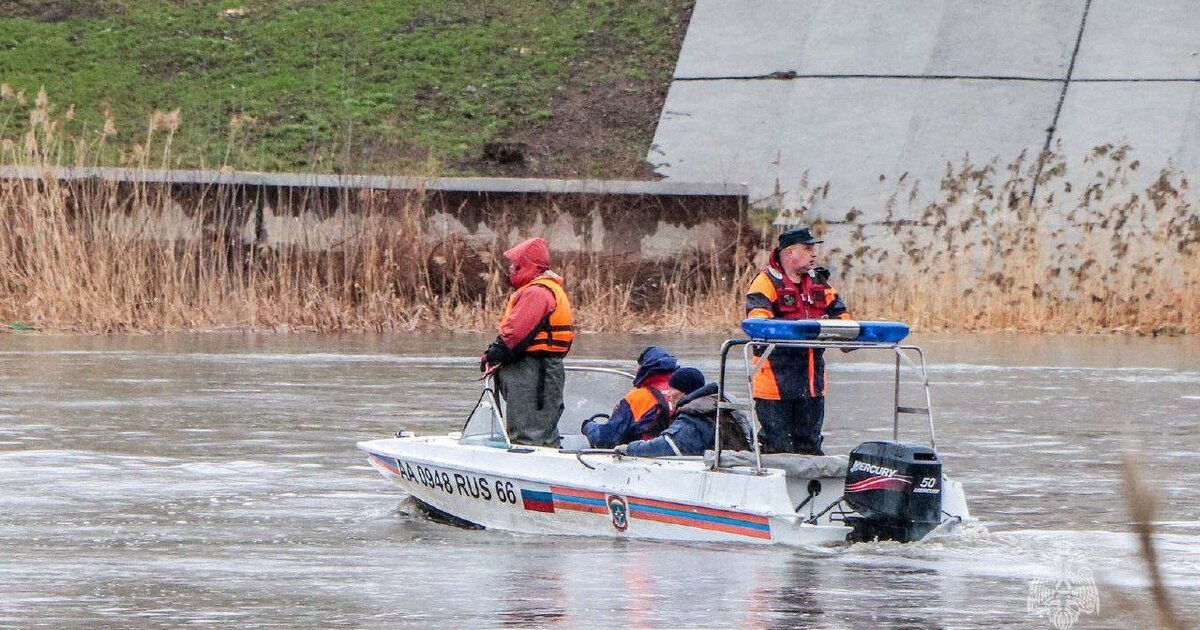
[715,338,936,473]
[463,364,636,448]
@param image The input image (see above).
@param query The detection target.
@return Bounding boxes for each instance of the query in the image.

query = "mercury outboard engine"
[843,441,942,543]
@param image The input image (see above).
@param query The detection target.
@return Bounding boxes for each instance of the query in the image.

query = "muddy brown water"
[1,332,1198,628]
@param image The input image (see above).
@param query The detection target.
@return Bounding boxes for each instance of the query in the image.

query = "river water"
[1,332,1198,629]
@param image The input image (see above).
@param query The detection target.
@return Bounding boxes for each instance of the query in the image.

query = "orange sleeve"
[823,286,850,319]
[745,273,777,319]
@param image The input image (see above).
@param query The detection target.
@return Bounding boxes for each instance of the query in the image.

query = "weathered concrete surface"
[653,0,1200,230]
[0,166,743,197]
[652,78,1059,217]
[0,167,749,259]
[1054,82,1200,179]
[1073,0,1200,79]
[675,0,1082,79]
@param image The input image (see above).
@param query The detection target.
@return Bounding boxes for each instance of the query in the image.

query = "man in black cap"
[744,227,849,454]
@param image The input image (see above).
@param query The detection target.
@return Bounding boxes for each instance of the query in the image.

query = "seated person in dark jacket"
[582,347,681,448]
[615,377,750,457]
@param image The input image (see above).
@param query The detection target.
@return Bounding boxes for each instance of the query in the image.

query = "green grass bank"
[0,0,691,176]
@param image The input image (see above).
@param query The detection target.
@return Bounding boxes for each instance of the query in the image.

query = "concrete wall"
[650,0,1200,226]
[0,166,749,260]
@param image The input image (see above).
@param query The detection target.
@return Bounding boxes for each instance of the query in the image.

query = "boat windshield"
[459,382,509,447]
[460,365,635,448]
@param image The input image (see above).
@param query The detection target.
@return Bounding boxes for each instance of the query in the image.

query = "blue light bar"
[740,319,825,340]
[854,321,910,343]
[741,318,909,344]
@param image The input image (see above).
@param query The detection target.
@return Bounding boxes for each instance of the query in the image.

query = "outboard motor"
[843,441,942,543]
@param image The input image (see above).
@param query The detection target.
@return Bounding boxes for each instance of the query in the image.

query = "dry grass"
[818,148,1200,334]
[0,175,753,333]
[1,90,1198,334]
[0,89,758,333]
[0,173,752,333]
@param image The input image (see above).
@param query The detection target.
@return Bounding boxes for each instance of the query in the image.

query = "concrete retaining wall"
[0,166,749,260]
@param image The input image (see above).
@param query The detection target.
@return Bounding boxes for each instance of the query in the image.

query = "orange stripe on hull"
[551,486,606,500]
[629,497,770,525]
[631,509,772,540]
[553,501,609,515]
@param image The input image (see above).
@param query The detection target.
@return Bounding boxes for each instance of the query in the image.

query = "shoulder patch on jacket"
[766,267,783,280]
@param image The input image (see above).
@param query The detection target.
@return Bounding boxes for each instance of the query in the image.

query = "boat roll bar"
[715,337,936,475]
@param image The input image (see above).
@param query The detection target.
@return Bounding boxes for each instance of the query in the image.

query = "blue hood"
[633,346,678,386]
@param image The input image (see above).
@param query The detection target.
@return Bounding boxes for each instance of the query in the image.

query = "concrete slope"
[650,0,1200,224]
[673,0,1081,79]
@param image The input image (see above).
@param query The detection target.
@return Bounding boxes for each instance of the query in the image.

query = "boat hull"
[359,436,969,546]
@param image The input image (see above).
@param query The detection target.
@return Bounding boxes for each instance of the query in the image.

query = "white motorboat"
[359,320,971,546]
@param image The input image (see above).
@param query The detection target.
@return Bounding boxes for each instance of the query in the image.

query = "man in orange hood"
[480,237,574,447]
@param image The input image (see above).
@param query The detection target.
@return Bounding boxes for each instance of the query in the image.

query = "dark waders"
[755,397,825,455]
[494,355,565,447]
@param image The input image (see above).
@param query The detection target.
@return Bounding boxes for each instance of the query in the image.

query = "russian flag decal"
[521,488,555,513]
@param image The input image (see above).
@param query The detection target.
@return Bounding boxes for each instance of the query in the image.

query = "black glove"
[581,413,609,433]
[484,338,515,366]
[479,353,490,373]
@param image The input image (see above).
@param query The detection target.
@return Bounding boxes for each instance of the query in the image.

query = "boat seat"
[703,450,849,478]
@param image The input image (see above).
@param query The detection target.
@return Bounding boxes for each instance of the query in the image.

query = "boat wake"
[838,525,1200,591]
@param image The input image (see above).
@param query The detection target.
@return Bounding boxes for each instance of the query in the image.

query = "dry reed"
[818,148,1200,334]
[0,91,1197,334]
[1118,453,1191,630]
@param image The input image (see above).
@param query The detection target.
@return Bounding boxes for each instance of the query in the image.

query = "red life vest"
[763,266,836,320]
[745,260,847,400]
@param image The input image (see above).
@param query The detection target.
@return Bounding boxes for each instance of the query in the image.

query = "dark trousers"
[494,356,564,447]
[755,397,825,455]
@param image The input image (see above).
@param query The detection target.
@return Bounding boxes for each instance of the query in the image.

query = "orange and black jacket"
[745,254,849,400]
[582,372,674,448]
